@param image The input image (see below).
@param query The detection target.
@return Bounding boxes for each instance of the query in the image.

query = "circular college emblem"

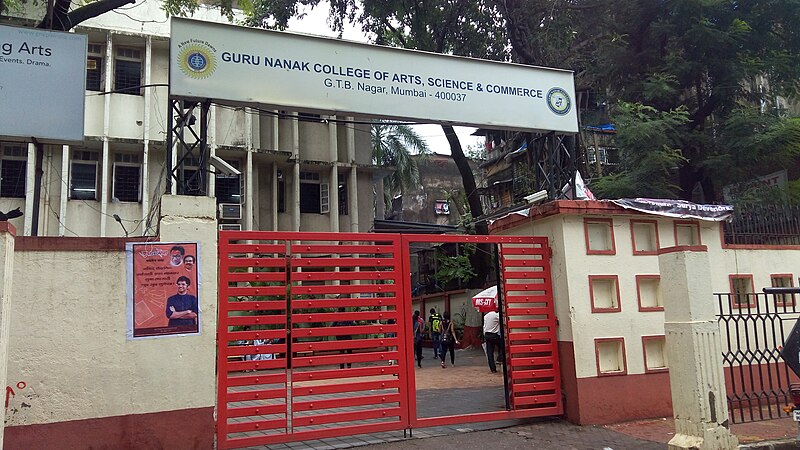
[546,87,572,115]
[178,44,217,79]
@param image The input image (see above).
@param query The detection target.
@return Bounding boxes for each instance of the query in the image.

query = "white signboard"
[0,24,86,143]
[170,18,578,133]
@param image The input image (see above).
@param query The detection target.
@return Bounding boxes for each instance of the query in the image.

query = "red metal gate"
[217,231,559,448]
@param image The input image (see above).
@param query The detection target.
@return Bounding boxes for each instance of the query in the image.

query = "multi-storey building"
[0,3,377,236]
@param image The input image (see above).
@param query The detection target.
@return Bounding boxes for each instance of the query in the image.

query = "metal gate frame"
[217,231,561,448]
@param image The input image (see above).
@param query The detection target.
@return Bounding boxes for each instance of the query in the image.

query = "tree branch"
[39,0,136,31]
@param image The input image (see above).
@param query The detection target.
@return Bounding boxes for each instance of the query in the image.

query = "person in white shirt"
[483,310,503,373]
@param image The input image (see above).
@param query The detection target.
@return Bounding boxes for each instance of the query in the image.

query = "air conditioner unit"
[218,203,242,220]
[219,223,242,231]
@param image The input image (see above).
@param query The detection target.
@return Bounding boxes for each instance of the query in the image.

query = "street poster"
[126,242,201,339]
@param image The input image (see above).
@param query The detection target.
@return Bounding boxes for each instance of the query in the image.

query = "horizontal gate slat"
[292,284,399,296]
[507,331,555,342]
[499,247,547,255]
[293,338,397,352]
[226,388,287,402]
[224,272,288,283]
[292,351,398,368]
[501,259,548,268]
[292,365,400,382]
[227,258,289,268]
[510,369,557,380]
[290,244,395,254]
[225,329,287,342]
[509,344,556,354]
[293,379,399,397]
[291,311,397,323]
[293,393,402,412]
[512,393,560,406]
[226,343,288,358]
[510,356,556,367]
[507,319,554,329]
[224,301,286,311]
[226,359,287,372]
[511,381,559,392]
[294,324,398,338]
[292,298,398,309]
[220,243,288,253]
[227,404,287,418]
[225,286,288,297]
[291,257,396,268]
[292,271,399,282]
[226,418,287,433]
[227,315,287,326]
[505,295,551,303]
[224,372,287,387]
[293,407,403,427]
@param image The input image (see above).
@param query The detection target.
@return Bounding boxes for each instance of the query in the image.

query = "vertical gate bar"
[495,243,510,410]
[400,235,418,428]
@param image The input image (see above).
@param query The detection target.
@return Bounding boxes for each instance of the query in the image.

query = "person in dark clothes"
[332,307,355,369]
[439,311,459,368]
[165,276,198,329]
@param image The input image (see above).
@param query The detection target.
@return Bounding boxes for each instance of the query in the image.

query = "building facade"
[0,4,377,237]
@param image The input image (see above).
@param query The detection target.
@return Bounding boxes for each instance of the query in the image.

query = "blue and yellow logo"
[546,87,571,116]
[178,43,217,79]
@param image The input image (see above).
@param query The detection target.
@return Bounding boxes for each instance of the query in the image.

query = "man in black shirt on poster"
[166,276,198,330]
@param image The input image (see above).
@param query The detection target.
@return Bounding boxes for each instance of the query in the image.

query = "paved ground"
[247,346,800,450]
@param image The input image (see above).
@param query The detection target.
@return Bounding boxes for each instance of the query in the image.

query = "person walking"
[428,308,443,359]
[332,307,355,369]
[412,310,424,368]
[439,311,459,368]
[483,309,503,373]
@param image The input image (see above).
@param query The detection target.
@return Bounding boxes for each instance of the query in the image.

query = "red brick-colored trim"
[729,274,756,309]
[656,245,708,254]
[629,219,659,255]
[636,275,663,312]
[594,337,627,376]
[673,220,701,246]
[0,222,17,236]
[3,406,213,449]
[15,236,153,251]
[490,200,633,233]
[642,335,668,373]
[583,217,616,255]
[769,273,795,307]
[589,275,621,313]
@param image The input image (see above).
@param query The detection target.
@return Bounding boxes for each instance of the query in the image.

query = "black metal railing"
[717,291,800,423]
[723,205,800,246]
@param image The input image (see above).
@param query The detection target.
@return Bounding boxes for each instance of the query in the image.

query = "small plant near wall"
[434,242,477,286]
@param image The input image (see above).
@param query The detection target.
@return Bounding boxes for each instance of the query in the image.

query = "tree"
[371,121,429,211]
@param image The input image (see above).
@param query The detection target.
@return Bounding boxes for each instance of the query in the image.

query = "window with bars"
[338,179,348,215]
[277,169,285,213]
[0,144,26,198]
[113,153,141,202]
[114,47,142,95]
[215,159,241,204]
[70,150,99,200]
[178,155,202,196]
[86,43,103,91]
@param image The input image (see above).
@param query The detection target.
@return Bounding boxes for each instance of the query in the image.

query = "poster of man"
[126,242,200,338]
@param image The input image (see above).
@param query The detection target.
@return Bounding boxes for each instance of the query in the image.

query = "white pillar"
[58,145,69,236]
[0,222,17,449]
[658,246,738,450]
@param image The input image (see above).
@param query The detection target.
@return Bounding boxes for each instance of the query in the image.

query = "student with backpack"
[439,311,459,368]
[412,310,425,367]
[428,308,443,359]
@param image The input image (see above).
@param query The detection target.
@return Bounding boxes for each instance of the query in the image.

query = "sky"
[284,3,484,155]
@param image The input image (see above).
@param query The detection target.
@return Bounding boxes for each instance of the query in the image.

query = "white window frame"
[70,150,99,201]
[86,43,104,91]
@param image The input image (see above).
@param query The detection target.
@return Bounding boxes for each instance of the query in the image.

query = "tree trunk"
[442,125,491,288]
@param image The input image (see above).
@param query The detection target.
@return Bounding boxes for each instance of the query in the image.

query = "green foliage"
[591,102,689,198]
[434,243,477,285]
[371,120,429,208]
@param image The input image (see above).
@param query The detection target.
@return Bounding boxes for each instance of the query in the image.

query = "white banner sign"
[170,18,578,133]
[0,24,86,143]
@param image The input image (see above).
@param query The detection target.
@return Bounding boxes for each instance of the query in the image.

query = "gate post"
[0,223,16,450]
[658,246,738,450]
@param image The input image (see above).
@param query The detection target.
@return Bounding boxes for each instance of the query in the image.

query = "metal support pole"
[30,141,44,236]
[165,98,174,193]
[494,243,511,410]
